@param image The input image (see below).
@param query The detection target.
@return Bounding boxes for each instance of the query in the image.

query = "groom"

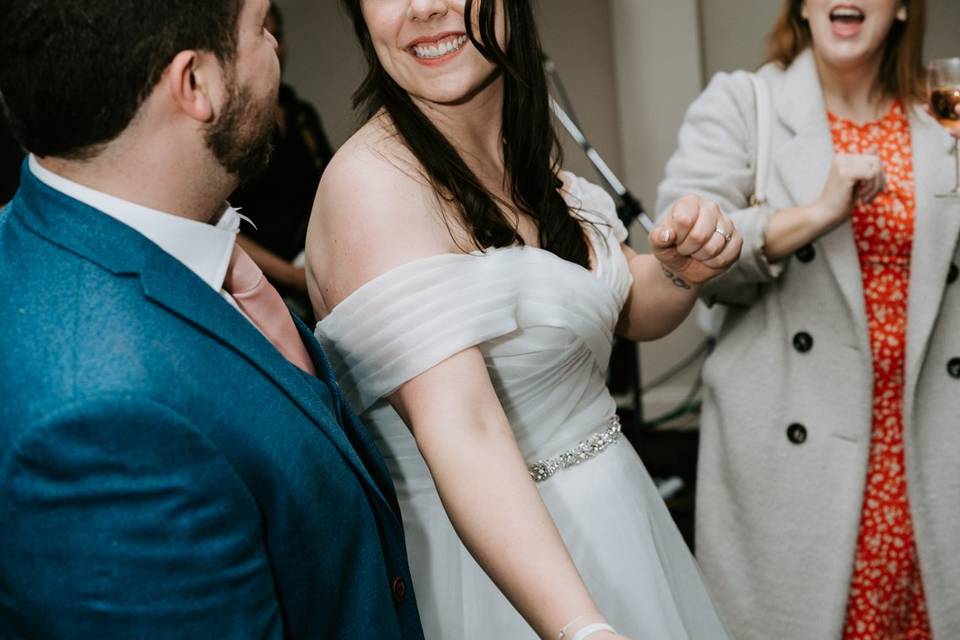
[0,1,423,638]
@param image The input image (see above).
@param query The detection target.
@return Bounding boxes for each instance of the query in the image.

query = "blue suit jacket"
[0,166,424,640]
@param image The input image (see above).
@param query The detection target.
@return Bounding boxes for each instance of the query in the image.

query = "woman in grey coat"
[656,1,959,639]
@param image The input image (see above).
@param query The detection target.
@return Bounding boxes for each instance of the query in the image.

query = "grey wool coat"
[656,49,960,640]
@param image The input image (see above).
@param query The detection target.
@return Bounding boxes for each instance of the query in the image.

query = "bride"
[307,1,739,638]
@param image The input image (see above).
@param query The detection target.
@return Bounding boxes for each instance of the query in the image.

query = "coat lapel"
[772,49,869,339]
[771,51,960,405]
[904,109,960,404]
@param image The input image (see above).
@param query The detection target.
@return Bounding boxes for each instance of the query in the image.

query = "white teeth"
[412,35,467,60]
[831,7,865,18]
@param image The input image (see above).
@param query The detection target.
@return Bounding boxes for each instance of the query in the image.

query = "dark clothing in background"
[230,83,334,261]
[0,111,24,204]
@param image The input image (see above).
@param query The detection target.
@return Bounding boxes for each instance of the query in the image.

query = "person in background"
[230,1,334,320]
[0,108,24,207]
[657,1,960,639]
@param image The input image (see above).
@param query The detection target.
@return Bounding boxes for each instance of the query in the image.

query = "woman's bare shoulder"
[306,114,461,308]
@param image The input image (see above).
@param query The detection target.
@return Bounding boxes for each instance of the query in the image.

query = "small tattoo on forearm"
[661,266,692,290]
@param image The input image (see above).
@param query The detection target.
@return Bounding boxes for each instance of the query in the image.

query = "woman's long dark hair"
[341,0,590,268]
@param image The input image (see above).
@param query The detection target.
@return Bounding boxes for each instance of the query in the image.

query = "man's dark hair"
[0,0,243,159]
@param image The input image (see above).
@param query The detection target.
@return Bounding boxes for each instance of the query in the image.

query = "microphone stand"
[545,57,651,431]
[547,98,654,234]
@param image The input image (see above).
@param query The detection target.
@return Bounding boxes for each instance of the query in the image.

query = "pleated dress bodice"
[316,174,632,493]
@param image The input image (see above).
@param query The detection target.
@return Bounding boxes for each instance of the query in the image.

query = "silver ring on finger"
[714,225,732,243]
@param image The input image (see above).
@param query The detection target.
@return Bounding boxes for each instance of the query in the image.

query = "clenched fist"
[813,153,886,227]
[650,195,742,286]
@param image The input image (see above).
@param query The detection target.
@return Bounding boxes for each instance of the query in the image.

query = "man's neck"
[38,144,234,224]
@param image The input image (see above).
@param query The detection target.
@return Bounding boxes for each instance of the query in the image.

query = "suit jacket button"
[787,423,807,445]
[948,358,960,379]
[391,577,407,603]
[948,263,959,285]
[793,332,814,353]
[796,245,816,263]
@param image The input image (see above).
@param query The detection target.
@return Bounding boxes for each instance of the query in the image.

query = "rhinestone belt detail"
[527,415,622,483]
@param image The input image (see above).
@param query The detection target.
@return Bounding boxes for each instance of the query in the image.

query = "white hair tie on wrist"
[558,615,588,640]
[572,623,616,640]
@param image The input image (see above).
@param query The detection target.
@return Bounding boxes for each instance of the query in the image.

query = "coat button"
[787,423,807,445]
[948,263,959,285]
[948,358,960,379]
[391,577,407,603]
[796,245,816,263]
[793,332,814,353]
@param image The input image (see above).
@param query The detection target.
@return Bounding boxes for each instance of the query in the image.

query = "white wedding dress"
[315,175,731,639]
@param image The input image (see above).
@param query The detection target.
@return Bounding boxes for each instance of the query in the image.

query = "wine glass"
[928,58,960,198]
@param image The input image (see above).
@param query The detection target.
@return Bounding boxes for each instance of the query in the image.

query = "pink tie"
[224,245,316,375]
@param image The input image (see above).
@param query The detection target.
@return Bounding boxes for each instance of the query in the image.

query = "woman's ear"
[896,3,908,21]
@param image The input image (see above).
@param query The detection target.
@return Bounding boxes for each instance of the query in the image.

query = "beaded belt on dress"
[527,415,622,483]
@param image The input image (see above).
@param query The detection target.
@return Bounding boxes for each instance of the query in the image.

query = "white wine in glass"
[928,57,960,198]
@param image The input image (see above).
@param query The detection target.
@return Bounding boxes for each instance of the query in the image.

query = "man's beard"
[205,78,277,187]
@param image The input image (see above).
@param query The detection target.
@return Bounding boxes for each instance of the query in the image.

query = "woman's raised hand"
[649,195,742,286]
[812,152,886,227]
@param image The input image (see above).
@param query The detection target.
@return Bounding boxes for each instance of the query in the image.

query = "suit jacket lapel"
[904,109,960,404]
[773,49,869,341]
[16,172,396,515]
[293,315,344,421]
[139,255,396,514]
[294,318,401,515]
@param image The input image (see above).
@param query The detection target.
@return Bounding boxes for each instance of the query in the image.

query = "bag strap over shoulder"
[748,73,772,208]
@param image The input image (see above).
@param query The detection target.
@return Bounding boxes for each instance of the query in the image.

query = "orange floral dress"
[830,101,932,640]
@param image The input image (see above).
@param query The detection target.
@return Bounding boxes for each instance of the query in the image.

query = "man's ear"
[165,50,220,123]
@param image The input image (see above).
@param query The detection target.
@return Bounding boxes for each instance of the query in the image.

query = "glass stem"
[954,139,960,194]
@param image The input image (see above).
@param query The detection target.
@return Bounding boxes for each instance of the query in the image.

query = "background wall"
[609,0,707,417]
[698,0,780,78]
[926,0,960,60]
[536,2,623,180]
[276,0,959,417]
[274,0,364,147]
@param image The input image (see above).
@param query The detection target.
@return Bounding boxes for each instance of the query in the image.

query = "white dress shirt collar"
[28,155,238,292]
